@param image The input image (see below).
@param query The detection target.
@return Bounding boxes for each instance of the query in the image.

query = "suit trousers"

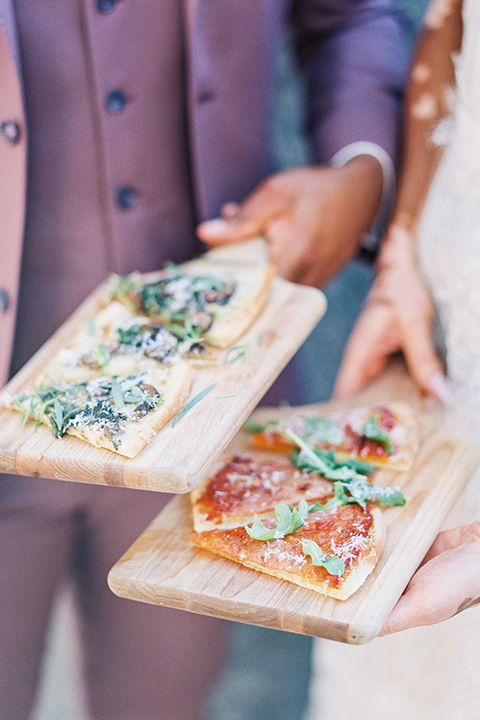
[0,473,227,720]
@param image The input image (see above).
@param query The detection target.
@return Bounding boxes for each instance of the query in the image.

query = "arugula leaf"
[171,382,218,428]
[110,377,125,410]
[245,500,310,541]
[53,399,64,435]
[346,475,405,507]
[286,430,366,482]
[340,457,374,475]
[308,482,352,512]
[224,344,249,365]
[301,539,345,576]
[245,518,276,541]
[363,411,392,453]
[303,416,345,445]
[287,431,405,508]
[244,419,267,434]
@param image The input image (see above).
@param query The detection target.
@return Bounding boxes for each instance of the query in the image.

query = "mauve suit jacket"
[0,0,407,388]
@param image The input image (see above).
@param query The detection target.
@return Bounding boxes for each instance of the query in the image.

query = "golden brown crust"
[203,264,276,349]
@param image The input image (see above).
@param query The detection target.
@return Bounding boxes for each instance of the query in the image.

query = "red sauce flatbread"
[250,402,417,471]
[192,503,385,600]
[190,454,332,531]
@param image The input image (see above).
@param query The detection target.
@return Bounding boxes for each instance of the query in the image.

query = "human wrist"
[378,220,418,270]
[330,143,395,251]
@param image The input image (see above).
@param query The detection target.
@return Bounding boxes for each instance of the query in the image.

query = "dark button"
[197,90,215,105]
[116,186,138,210]
[0,289,10,313]
[105,90,127,114]
[1,121,20,145]
[96,0,117,14]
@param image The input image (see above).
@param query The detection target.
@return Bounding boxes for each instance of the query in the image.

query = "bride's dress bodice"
[418,0,480,429]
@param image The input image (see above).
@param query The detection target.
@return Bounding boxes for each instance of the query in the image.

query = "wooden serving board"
[107,360,480,643]
[0,240,326,492]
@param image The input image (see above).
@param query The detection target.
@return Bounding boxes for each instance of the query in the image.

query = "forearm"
[390,0,463,234]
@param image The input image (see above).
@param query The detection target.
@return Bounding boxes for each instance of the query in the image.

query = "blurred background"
[32,2,430,718]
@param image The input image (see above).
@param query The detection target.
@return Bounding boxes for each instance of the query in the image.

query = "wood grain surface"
[0,240,326,492]
[107,360,480,643]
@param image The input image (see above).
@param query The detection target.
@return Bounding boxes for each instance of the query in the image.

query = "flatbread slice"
[111,257,276,349]
[249,402,418,472]
[39,301,218,384]
[190,454,333,532]
[192,503,385,600]
[3,364,194,458]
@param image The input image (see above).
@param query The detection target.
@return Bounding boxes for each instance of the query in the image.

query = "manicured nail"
[198,218,229,235]
[428,371,453,405]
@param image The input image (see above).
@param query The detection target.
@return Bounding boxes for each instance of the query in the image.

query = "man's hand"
[197,157,383,288]
[334,225,448,401]
[380,523,480,635]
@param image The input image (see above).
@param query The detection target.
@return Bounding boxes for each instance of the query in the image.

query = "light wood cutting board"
[107,360,480,643]
[0,239,326,492]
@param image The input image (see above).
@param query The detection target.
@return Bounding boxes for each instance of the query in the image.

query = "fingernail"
[427,371,454,405]
[198,218,230,236]
[221,202,240,220]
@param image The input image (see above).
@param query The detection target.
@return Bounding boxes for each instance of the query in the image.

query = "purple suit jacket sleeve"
[291,0,409,165]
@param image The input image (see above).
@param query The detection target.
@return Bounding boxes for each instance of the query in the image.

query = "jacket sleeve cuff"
[330,141,396,251]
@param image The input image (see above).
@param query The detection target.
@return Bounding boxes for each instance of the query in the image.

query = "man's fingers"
[197,180,288,245]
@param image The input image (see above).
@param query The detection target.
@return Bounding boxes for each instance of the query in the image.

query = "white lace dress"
[418,0,480,434]
[308,4,480,717]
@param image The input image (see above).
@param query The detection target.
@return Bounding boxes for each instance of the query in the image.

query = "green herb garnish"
[302,416,345,446]
[110,377,125,409]
[245,500,309,541]
[301,539,345,576]
[244,419,268,435]
[363,411,392,453]
[224,344,249,365]
[285,429,367,482]
[287,430,405,508]
[171,382,218,428]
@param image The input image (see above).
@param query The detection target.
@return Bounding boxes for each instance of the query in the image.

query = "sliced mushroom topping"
[189,311,213,332]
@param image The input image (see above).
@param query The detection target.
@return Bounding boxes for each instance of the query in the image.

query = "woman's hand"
[380,523,480,635]
[334,225,447,401]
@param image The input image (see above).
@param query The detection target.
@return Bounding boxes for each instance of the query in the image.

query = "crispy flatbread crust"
[192,505,385,601]
[195,263,276,349]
